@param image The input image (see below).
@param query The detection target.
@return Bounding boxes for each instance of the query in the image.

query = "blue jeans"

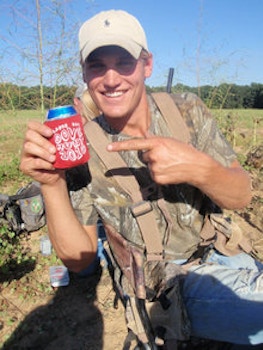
[181,250,263,345]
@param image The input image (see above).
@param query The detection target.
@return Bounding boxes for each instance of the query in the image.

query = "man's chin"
[103,108,128,119]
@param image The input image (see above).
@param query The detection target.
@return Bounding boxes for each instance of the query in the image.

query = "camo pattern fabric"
[67,92,236,260]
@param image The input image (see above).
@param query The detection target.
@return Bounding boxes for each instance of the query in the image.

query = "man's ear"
[144,53,153,79]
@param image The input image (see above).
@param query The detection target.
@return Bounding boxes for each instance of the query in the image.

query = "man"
[20,9,263,349]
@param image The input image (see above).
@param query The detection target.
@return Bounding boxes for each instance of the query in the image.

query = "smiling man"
[82,46,152,136]
[20,9,263,350]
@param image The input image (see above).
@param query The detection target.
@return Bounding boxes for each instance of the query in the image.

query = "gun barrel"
[166,68,174,93]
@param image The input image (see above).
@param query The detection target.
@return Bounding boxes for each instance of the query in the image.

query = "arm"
[41,178,98,273]
[183,148,252,209]
[20,121,97,272]
[107,137,252,210]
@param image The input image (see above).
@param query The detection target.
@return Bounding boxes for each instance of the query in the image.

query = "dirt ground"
[1,263,127,349]
[0,147,262,350]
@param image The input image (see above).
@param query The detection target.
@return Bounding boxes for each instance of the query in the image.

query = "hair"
[79,90,100,121]
[81,90,100,119]
[140,49,150,59]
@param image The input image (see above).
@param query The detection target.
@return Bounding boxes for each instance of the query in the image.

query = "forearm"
[41,177,97,272]
[191,155,252,210]
[107,136,252,209]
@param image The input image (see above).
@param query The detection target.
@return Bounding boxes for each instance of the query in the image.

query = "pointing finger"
[107,138,157,152]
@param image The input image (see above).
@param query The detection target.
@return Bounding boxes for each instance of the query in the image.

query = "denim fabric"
[181,251,263,345]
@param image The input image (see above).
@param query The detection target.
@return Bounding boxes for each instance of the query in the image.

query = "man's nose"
[103,68,121,87]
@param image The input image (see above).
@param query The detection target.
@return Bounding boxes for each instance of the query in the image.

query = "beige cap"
[79,10,148,62]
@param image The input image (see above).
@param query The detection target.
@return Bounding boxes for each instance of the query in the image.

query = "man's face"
[83,46,152,121]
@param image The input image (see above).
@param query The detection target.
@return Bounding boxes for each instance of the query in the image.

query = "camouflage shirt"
[67,93,236,260]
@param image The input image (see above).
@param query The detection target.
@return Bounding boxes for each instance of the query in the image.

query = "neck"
[105,95,151,137]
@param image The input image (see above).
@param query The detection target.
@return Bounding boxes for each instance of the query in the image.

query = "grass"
[0,108,262,162]
[0,110,45,192]
[213,108,263,129]
[0,110,44,161]
[211,109,263,152]
[0,108,262,191]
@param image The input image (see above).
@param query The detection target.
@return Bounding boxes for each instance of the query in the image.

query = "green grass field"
[0,108,262,191]
[0,110,44,161]
[0,108,262,157]
[213,109,263,152]
[213,108,263,129]
[0,110,45,190]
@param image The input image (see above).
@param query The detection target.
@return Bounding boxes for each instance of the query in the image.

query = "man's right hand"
[20,121,62,185]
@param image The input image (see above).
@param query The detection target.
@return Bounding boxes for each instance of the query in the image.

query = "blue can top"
[46,105,77,120]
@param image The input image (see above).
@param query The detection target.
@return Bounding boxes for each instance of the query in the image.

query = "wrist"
[190,153,219,189]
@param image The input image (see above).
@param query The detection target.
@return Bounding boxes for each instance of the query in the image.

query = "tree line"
[150,82,263,109]
[0,82,262,111]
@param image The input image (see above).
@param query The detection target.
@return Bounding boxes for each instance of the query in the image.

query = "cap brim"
[81,34,142,62]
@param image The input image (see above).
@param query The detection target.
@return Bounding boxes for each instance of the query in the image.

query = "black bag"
[0,181,46,234]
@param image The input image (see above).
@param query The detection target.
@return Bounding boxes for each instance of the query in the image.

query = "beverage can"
[40,235,52,255]
[45,105,90,169]
[49,265,70,287]
[46,105,76,120]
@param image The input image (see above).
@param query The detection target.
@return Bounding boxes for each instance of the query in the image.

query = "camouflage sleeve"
[69,187,98,226]
[180,92,237,167]
[65,164,99,226]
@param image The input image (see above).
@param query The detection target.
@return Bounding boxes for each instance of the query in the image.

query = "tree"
[36,0,44,113]
[0,0,89,111]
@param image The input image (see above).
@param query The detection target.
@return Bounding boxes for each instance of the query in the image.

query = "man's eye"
[119,60,135,67]
[88,63,105,72]
[117,60,136,73]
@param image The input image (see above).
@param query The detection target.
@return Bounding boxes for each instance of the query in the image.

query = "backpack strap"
[151,92,191,143]
[84,121,164,261]
[9,181,42,201]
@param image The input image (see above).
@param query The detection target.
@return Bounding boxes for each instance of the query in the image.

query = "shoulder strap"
[84,121,163,261]
[151,92,191,143]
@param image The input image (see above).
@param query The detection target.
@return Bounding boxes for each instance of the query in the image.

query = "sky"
[0,0,262,87]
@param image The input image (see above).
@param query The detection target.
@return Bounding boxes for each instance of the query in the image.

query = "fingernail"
[49,154,56,162]
[49,146,56,153]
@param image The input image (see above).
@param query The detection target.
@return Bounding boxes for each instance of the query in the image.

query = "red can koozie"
[45,106,90,169]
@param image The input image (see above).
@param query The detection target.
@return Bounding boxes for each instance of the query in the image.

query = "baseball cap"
[79,10,149,62]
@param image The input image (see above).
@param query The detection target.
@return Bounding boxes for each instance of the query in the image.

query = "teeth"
[105,91,123,97]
